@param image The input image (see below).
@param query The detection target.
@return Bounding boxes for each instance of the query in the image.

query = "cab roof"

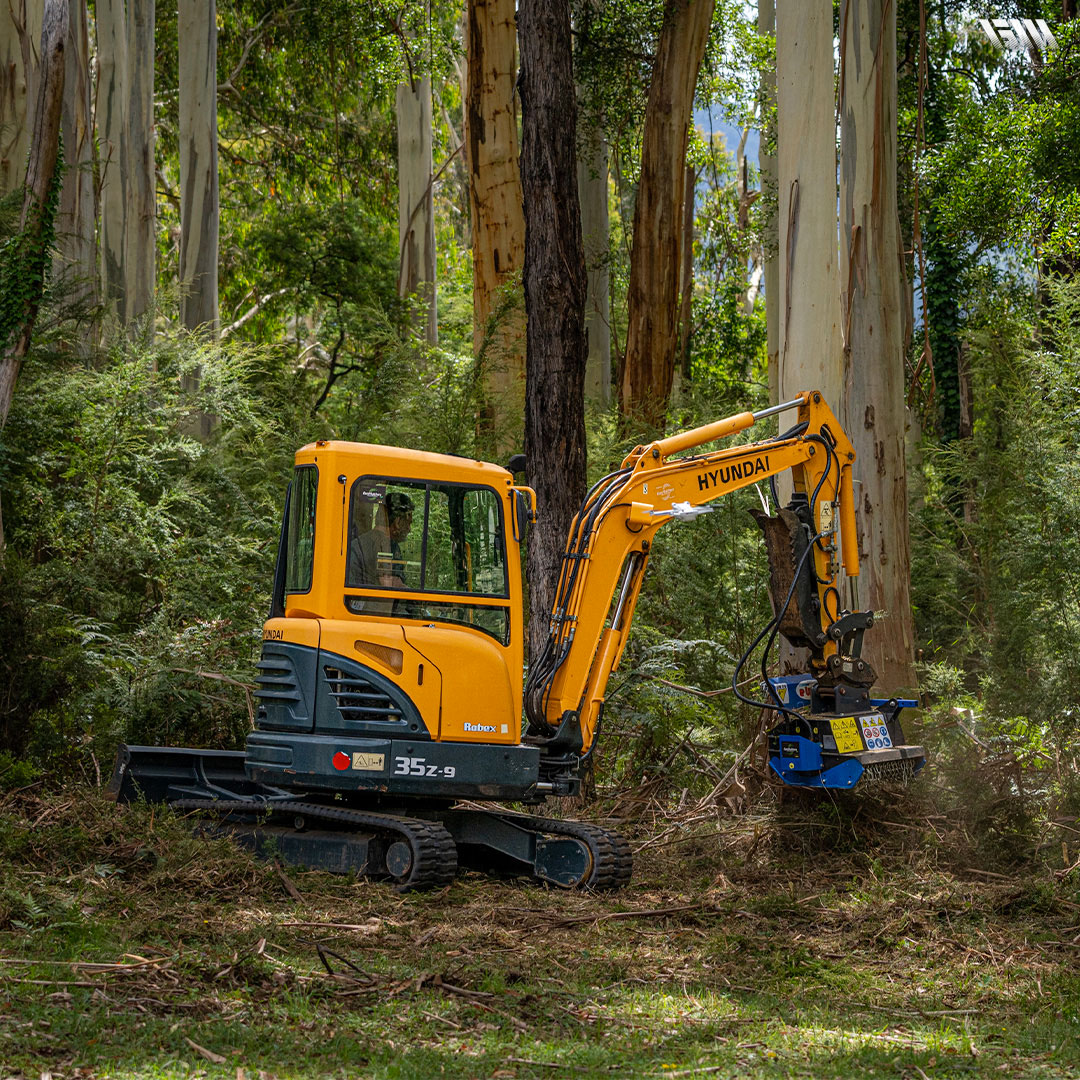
[295,440,514,486]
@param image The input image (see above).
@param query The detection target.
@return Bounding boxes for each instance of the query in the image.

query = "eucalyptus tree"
[466,0,526,448]
[395,3,437,344]
[0,0,67,553]
[519,0,588,659]
[97,0,155,330]
[577,116,611,406]
[757,0,778,402]
[575,0,611,406]
[619,0,717,428]
[0,1,41,200]
[839,0,916,691]
[179,0,219,336]
[774,0,842,413]
[55,0,96,311]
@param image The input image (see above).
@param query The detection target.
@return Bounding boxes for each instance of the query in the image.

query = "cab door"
[402,623,516,744]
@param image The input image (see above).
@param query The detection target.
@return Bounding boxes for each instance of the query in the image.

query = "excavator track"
[493,812,633,890]
[172,798,458,892]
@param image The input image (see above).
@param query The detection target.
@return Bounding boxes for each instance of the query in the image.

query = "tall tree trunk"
[757,0,778,403]
[466,0,526,450]
[179,0,219,337]
[773,0,839,674]
[519,0,588,662]
[397,64,438,344]
[0,1,43,198]
[577,127,610,405]
[0,0,67,557]
[125,0,154,327]
[619,0,715,429]
[97,0,127,325]
[677,161,695,383]
[839,0,917,692]
[55,0,96,312]
[775,0,843,413]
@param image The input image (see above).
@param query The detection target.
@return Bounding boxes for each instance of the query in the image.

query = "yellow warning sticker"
[831,717,863,755]
[352,752,385,772]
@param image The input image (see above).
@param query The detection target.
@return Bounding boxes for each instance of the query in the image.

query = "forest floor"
[1,783,1079,1080]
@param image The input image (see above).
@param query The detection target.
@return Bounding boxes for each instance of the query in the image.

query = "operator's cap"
[386,492,415,520]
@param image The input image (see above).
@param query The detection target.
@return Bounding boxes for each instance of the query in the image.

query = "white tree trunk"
[125,0,154,327]
[775,0,843,412]
[97,0,155,330]
[396,69,437,344]
[96,0,128,323]
[774,0,840,673]
[179,0,219,337]
[0,1,44,198]
[757,0,778,404]
[839,0,917,691]
[55,0,95,308]
[1,0,66,428]
[466,0,526,446]
[578,129,610,405]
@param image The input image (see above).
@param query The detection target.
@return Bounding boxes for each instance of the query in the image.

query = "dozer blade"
[107,744,281,804]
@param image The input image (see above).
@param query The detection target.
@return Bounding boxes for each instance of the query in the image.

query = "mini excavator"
[109,391,926,890]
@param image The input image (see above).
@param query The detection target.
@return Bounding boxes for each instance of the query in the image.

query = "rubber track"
[494,813,633,890]
[172,798,458,892]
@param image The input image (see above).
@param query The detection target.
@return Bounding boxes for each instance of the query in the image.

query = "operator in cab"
[347,491,415,608]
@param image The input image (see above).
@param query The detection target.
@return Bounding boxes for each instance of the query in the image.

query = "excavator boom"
[526,392,856,750]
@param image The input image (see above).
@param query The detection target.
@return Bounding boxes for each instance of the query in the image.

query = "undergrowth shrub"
[911,278,1080,856]
[0,334,308,764]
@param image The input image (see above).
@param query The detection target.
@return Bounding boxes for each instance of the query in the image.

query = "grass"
[2,785,1080,1078]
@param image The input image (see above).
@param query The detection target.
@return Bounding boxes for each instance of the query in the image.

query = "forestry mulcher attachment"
[109,391,926,890]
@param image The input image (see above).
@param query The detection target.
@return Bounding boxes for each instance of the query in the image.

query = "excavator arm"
[525,391,866,756]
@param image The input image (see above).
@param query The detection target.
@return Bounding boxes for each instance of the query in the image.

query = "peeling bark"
[97,0,154,330]
[0,1,43,199]
[466,0,526,447]
[620,0,715,429]
[839,0,917,692]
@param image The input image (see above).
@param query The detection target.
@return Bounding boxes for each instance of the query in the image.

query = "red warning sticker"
[332,751,351,771]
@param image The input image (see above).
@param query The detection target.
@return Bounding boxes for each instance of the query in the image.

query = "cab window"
[346,480,423,592]
[346,478,508,597]
[285,465,318,593]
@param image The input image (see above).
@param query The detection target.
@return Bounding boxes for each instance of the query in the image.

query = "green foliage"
[247,198,406,412]
[0,332,310,762]
[912,277,1080,837]
[928,20,1080,266]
